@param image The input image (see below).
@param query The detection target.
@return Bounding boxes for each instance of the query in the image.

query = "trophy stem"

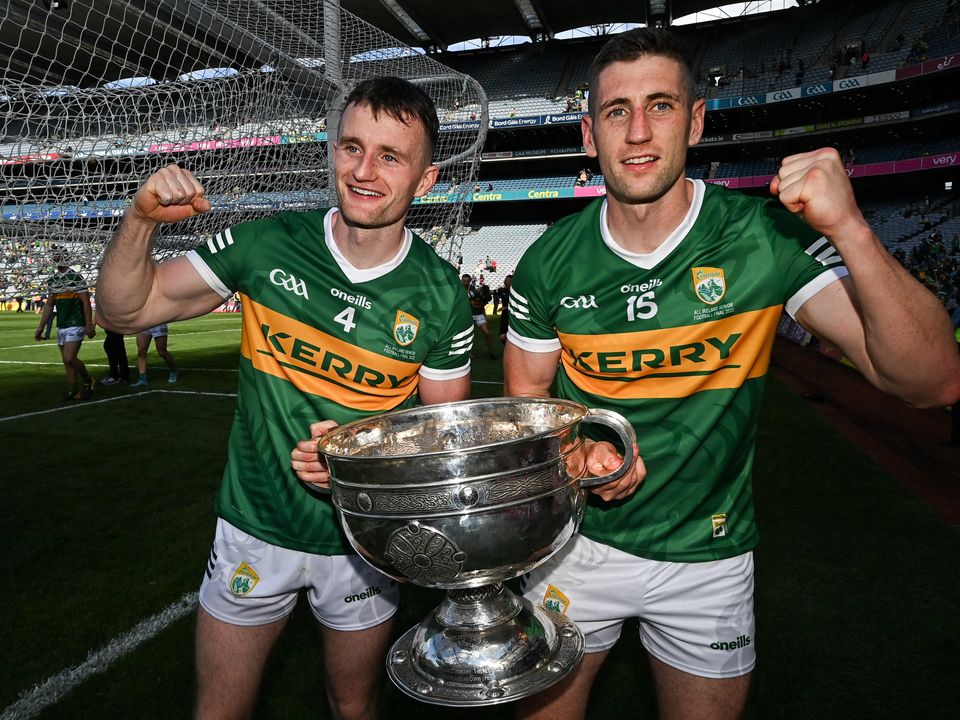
[436,583,522,630]
[387,586,585,706]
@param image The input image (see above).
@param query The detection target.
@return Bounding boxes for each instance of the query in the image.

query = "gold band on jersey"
[557,305,781,400]
[240,294,420,411]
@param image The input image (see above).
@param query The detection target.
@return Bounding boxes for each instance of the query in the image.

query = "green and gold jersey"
[47,269,88,329]
[187,208,474,554]
[509,181,848,562]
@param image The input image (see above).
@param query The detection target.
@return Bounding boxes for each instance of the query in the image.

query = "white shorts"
[140,324,168,338]
[57,326,85,346]
[199,518,399,629]
[472,313,487,327]
[521,535,755,679]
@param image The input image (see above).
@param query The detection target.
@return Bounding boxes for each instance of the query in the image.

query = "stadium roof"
[338,0,771,50]
[1,1,825,89]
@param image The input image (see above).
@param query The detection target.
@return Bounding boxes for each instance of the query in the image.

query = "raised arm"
[771,148,960,408]
[97,164,225,333]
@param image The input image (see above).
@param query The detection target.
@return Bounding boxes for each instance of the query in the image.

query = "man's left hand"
[582,440,646,501]
[770,147,871,243]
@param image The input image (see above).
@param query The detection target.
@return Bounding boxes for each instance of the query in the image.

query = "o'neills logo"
[344,585,382,603]
[710,635,752,650]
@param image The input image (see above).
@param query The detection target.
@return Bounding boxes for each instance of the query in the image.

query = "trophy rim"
[318,396,588,461]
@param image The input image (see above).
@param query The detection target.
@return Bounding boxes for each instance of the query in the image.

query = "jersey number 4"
[334,306,357,333]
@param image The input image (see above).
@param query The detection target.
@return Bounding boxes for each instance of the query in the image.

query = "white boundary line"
[0,593,198,720]
[0,327,240,351]
[0,389,237,423]
[0,359,238,373]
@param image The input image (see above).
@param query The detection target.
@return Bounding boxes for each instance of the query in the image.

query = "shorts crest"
[543,584,571,615]
[692,267,726,305]
[230,562,260,596]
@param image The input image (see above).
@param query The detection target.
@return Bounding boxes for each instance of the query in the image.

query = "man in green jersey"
[97,77,473,720]
[34,249,96,400]
[506,29,960,720]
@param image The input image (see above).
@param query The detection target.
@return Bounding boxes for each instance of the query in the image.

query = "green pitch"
[1,311,957,719]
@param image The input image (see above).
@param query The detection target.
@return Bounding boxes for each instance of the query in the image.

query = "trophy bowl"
[318,397,635,706]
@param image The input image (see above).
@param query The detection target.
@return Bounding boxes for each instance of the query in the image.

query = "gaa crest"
[692,267,726,305]
[229,562,260,596]
[393,310,420,346]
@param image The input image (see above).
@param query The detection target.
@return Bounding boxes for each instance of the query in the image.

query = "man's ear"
[582,114,598,158]
[415,163,439,197]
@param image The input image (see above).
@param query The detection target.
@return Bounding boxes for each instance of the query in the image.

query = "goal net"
[0,0,487,297]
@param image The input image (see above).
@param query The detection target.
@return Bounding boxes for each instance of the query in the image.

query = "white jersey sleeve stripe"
[507,328,562,353]
[449,340,474,355]
[784,266,849,318]
[419,362,471,381]
[186,250,233,298]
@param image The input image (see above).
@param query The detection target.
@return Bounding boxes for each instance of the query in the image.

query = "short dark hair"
[343,76,439,160]
[587,28,696,115]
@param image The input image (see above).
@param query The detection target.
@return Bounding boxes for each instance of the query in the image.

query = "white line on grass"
[0,593,199,720]
[0,359,497,385]
[0,360,238,373]
[0,327,240,351]
[0,389,237,423]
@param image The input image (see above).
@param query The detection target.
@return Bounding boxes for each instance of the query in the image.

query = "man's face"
[334,101,438,230]
[461,274,472,288]
[582,55,704,206]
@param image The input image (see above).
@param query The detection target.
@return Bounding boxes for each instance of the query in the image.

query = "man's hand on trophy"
[291,420,339,488]
[582,439,645,501]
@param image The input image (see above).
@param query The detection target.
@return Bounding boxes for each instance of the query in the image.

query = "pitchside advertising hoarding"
[3,147,956,219]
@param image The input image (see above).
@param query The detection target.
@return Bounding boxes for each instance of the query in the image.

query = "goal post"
[0,0,487,297]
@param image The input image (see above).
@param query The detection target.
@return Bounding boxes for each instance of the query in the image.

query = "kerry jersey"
[187,208,473,554]
[508,181,848,562]
[47,269,89,329]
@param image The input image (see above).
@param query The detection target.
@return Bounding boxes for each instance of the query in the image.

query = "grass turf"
[1,311,957,719]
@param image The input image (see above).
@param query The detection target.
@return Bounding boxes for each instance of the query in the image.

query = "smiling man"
[506,29,960,720]
[96,77,473,719]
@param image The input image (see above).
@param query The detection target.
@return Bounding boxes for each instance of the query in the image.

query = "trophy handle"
[577,408,637,489]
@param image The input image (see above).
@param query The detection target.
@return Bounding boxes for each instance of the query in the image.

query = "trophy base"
[387,584,584,706]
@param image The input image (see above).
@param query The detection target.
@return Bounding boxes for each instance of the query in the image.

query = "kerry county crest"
[692,266,726,305]
[229,562,260,596]
[393,310,420,346]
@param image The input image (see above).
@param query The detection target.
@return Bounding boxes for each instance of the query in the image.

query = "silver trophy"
[317,397,635,706]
